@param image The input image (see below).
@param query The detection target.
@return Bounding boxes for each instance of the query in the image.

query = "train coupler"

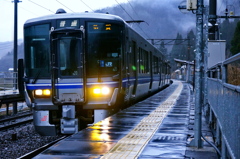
[61,105,78,134]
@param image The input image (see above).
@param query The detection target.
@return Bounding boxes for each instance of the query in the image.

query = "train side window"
[138,48,149,74]
[139,48,143,73]
[153,56,158,74]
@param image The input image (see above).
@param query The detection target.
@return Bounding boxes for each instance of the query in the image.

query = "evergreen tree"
[230,21,240,56]
[159,41,167,56]
[169,31,196,71]
[170,33,185,71]
[220,19,239,57]
[187,29,195,61]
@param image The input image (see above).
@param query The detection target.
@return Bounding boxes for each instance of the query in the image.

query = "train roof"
[24,11,126,24]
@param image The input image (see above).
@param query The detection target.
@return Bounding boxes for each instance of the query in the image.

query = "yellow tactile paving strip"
[101,81,183,159]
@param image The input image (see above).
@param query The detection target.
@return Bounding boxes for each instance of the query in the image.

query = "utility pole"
[13,0,20,76]
[188,0,204,148]
[13,0,21,114]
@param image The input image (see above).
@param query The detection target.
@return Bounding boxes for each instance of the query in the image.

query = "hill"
[0,41,24,72]
[96,0,195,40]
[0,0,195,72]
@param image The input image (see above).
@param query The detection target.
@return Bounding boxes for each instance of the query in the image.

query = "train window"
[159,58,162,73]
[153,56,158,74]
[86,22,123,76]
[58,37,81,76]
[128,41,137,75]
[138,48,149,74]
[24,24,50,78]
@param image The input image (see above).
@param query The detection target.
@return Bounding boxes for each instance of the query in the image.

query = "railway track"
[18,135,68,159]
[0,112,33,131]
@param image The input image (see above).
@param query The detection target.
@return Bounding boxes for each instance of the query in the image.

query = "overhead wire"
[115,0,150,39]
[115,0,135,20]
[56,0,75,12]
[218,0,224,14]
[126,0,149,26]
[19,7,40,16]
[79,0,94,12]
[28,0,54,13]
[229,0,239,15]
[126,0,140,19]
[3,0,40,16]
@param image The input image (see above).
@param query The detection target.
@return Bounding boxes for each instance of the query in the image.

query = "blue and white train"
[18,9,171,136]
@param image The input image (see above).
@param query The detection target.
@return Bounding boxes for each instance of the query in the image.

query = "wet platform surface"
[34,81,218,159]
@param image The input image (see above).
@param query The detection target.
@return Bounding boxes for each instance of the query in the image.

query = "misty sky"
[0,0,237,42]
[0,0,129,42]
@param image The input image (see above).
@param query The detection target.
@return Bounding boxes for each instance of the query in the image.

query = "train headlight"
[43,89,51,96]
[35,89,43,96]
[34,89,51,97]
[93,87,110,95]
[93,88,101,94]
[101,87,110,95]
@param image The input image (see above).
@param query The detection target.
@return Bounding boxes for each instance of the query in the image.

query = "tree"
[220,19,239,57]
[169,33,185,71]
[187,29,196,61]
[230,21,240,56]
[159,41,167,56]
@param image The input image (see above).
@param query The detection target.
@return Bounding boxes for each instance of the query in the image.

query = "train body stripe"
[26,82,119,90]
[26,77,157,90]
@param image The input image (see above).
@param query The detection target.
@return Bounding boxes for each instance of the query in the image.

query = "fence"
[0,71,25,115]
[0,71,18,95]
[206,53,240,159]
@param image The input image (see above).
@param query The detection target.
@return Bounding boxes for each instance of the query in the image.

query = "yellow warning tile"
[101,81,183,159]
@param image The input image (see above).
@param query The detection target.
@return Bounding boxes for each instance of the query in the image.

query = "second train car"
[18,9,171,136]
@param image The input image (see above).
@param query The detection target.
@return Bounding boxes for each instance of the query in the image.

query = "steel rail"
[17,135,68,159]
[0,117,33,131]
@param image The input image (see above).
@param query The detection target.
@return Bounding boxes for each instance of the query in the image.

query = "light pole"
[179,0,204,148]
[191,0,204,148]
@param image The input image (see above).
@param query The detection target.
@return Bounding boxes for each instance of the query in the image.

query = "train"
[18,9,171,136]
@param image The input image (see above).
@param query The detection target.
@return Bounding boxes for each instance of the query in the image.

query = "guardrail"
[0,71,18,95]
[0,71,25,115]
[206,53,240,159]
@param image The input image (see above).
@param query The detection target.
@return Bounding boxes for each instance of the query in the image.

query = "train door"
[149,51,153,91]
[50,28,85,134]
[129,41,138,99]
[50,29,85,106]
[124,41,132,103]
[159,58,163,87]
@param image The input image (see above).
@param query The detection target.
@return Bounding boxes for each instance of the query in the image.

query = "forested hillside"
[0,0,239,71]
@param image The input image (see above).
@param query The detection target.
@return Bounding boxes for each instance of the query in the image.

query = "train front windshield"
[86,22,123,77]
[24,21,123,78]
[24,24,50,78]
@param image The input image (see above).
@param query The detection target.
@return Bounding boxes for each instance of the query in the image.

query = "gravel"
[0,123,63,159]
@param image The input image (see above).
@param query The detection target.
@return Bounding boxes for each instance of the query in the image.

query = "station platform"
[34,80,218,159]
